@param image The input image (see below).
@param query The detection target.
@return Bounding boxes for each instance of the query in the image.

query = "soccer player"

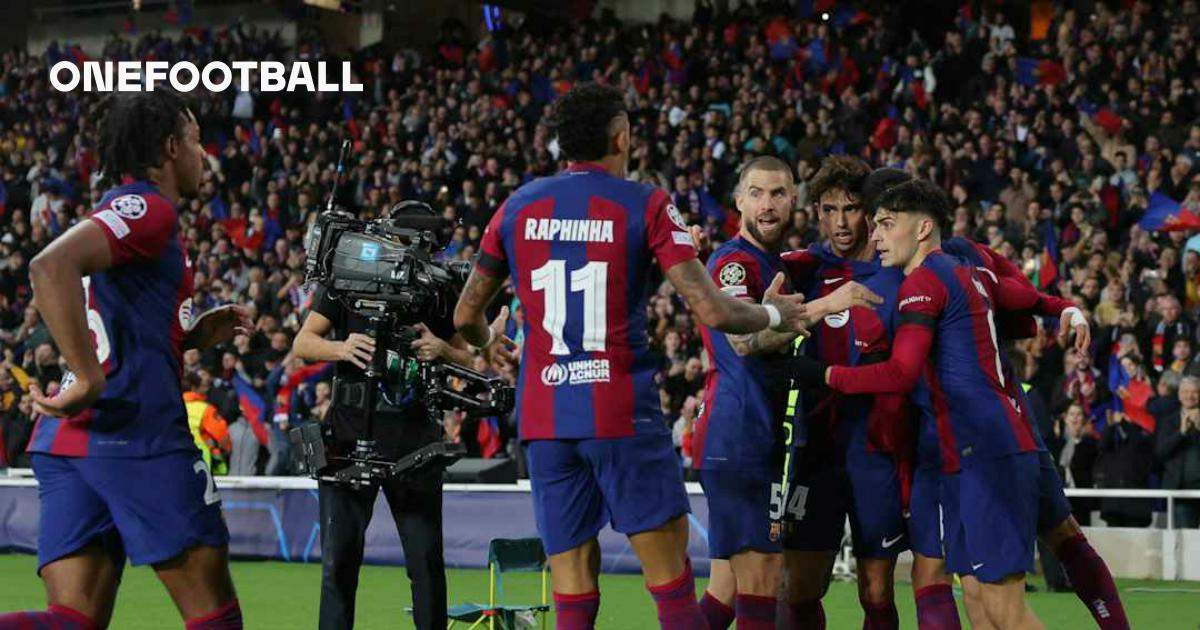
[692,156,882,630]
[862,170,1130,630]
[0,91,249,630]
[452,83,810,630]
[775,157,927,630]
[795,179,1064,629]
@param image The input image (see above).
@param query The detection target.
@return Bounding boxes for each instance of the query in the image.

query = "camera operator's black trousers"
[318,474,447,630]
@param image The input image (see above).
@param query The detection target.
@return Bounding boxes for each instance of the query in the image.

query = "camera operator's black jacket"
[313,286,451,460]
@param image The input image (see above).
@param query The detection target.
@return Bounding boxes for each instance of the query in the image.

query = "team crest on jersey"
[719,262,746,287]
[824,309,850,328]
[666,203,688,230]
[178,297,194,331]
[110,194,148,220]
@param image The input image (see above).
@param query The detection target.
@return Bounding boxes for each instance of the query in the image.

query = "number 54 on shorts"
[769,483,809,521]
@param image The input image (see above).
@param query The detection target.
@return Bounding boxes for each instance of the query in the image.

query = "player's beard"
[742,215,783,252]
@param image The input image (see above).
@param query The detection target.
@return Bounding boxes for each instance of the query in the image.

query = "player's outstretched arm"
[28,222,114,417]
[824,322,934,394]
[184,304,254,353]
[991,275,1091,353]
[453,269,515,354]
[726,280,883,356]
[667,262,804,334]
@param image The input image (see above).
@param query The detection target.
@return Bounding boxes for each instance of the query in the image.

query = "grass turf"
[0,554,1197,628]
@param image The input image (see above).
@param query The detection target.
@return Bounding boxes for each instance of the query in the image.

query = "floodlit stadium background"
[1,0,1200,627]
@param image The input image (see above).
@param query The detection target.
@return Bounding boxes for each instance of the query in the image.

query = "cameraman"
[293,285,503,630]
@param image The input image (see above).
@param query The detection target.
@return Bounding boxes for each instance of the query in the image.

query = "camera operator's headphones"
[384,200,455,250]
[387,200,436,219]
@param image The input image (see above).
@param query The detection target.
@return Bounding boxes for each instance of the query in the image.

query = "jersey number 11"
[531,260,609,355]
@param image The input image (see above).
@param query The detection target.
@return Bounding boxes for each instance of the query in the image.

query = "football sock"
[1056,533,1130,630]
[699,591,735,630]
[0,605,99,630]
[914,585,962,630]
[861,599,899,629]
[553,590,600,630]
[647,560,708,630]
[184,598,243,630]
[734,593,776,629]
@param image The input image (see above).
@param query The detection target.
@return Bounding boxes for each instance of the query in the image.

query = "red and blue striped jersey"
[694,236,784,471]
[28,181,196,458]
[476,162,697,440]
[829,250,1043,471]
[781,245,912,466]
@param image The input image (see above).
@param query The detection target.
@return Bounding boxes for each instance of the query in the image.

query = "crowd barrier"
[2,471,1199,580]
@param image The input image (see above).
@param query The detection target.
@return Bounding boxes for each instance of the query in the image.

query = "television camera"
[289,141,515,487]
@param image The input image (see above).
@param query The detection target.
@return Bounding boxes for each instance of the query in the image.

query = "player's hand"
[29,371,104,419]
[763,272,808,333]
[484,306,518,370]
[1058,308,1091,354]
[191,304,254,350]
[410,323,450,362]
[339,333,376,369]
[822,281,884,314]
[689,225,709,251]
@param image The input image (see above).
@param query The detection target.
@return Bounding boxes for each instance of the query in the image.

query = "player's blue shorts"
[33,450,229,572]
[907,465,944,559]
[845,449,908,558]
[524,433,691,556]
[943,452,1039,584]
[1036,450,1073,534]
[699,468,780,558]
[783,462,851,552]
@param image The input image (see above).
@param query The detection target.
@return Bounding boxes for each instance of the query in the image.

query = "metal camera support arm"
[417,361,516,422]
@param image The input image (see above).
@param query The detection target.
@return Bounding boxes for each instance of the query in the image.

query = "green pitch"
[0,554,1197,628]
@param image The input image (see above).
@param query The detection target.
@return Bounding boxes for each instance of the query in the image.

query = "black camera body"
[292,179,514,486]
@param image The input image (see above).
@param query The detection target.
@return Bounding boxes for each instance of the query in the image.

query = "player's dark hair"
[91,90,194,188]
[545,82,626,162]
[808,155,871,206]
[862,168,913,215]
[873,178,951,233]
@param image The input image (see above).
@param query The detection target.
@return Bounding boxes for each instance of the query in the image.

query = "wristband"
[764,304,782,329]
[481,325,496,348]
[1062,307,1087,328]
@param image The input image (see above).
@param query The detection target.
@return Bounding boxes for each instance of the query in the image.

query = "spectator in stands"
[1050,403,1100,526]
[1052,348,1109,423]
[1141,295,1193,375]
[1116,356,1158,434]
[0,391,33,469]
[1098,409,1157,527]
[0,0,1198,487]
[1157,376,1200,528]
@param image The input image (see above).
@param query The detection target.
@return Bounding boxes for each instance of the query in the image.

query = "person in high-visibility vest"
[183,372,231,475]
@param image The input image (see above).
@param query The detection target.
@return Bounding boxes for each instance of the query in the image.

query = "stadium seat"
[444,538,549,629]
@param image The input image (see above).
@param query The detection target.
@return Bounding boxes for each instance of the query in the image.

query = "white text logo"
[524,218,614,243]
[540,359,611,386]
[899,295,931,309]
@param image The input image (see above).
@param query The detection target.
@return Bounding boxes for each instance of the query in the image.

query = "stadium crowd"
[1,0,1200,527]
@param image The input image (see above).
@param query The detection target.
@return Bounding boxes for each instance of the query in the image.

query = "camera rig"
[289,141,515,487]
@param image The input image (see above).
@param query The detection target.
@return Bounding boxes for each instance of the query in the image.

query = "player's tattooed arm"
[724,280,883,355]
[800,281,884,326]
[667,261,807,334]
[453,270,516,365]
[726,328,798,356]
